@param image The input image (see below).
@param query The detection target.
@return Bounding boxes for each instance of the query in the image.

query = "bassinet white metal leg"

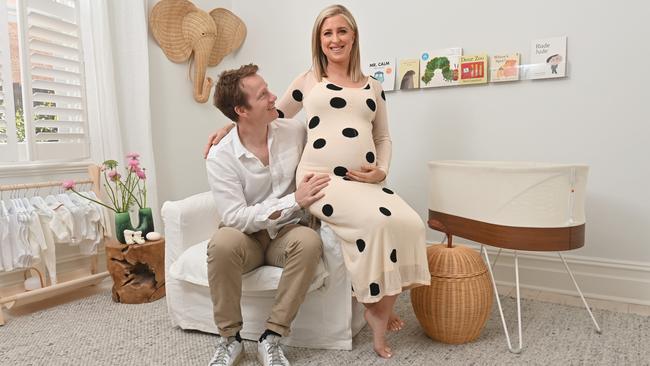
[490,248,502,272]
[557,252,602,334]
[481,245,523,354]
[481,246,602,354]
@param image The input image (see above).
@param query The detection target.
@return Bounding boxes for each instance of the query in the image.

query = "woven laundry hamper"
[411,235,493,344]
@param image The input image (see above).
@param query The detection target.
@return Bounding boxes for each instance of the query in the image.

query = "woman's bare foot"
[387,312,405,331]
[364,307,392,358]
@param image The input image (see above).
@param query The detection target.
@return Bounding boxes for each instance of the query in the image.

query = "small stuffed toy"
[123,229,145,244]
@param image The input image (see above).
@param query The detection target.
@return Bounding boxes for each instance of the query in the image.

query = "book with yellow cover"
[490,53,520,82]
[398,59,420,90]
[459,55,488,85]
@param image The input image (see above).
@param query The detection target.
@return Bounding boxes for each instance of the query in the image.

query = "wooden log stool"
[105,237,166,304]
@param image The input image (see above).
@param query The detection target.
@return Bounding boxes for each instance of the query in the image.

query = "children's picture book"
[398,59,420,90]
[364,58,396,91]
[459,54,488,85]
[419,48,462,88]
[527,36,567,79]
[490,53,520,82]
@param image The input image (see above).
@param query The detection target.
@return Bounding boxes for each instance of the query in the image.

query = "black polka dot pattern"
[379,207,392,216]
[381,90,386,101]
[364,84,371,90]
[390,249,397,263]
[356,239,366,252]
[369,283,380,296]
[313,139,326,149]
[292,89,303,102]
[330,97,347,109]
[334,166,348,177]
[342,128,358,138]
[326,83,343,91]
[366,152,375,163]
[309,116,320,129]
[366,99,376,112]
[342,177,352,181]
[322,204,333,217]
[382,188,394,194]
[277,109,284,118]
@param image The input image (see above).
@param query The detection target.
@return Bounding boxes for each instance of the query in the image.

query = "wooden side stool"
[105,237,166,304]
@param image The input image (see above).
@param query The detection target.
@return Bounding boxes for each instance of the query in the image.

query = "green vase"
[114,211,132,244]
[114,208,155,244]
[135,207,155,238]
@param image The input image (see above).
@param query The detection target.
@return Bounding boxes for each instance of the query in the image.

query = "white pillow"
[169,239,328,294]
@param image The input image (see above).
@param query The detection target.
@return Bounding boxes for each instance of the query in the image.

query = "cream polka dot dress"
[278,71,430,303]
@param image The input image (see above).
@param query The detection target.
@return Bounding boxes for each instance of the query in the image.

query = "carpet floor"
[1,290,648,365]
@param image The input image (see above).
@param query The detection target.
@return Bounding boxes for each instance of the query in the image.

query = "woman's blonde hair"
[311,4,364,82]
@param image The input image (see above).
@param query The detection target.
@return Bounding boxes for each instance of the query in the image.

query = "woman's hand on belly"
[346,164,386,183]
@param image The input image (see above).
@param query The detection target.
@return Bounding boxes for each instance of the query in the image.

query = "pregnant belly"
[297,128,377,179]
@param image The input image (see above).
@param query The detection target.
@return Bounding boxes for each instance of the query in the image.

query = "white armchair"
[161,191,365,350]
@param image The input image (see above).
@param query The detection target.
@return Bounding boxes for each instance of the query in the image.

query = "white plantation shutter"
[0,0,18,162]
[15,0,89,161]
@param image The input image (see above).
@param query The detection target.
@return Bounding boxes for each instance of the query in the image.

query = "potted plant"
[63,152,153,244]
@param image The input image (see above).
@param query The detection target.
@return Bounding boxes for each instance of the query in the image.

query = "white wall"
[147,0,235,203]
[148,0,650,303]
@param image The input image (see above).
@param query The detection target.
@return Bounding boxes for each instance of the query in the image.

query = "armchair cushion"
[169,239,328,293]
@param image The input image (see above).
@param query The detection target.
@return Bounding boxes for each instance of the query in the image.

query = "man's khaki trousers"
[206,224,322,337]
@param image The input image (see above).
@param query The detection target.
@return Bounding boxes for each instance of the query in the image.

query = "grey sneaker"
[208,336,243,366]
[257,334,290,366]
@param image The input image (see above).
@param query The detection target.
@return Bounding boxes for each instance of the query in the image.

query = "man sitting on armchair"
[205,64,330,366]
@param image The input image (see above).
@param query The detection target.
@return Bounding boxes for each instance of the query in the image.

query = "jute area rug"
[1,289,648,365]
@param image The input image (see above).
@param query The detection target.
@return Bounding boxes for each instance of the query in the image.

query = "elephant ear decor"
[150,0,247,103]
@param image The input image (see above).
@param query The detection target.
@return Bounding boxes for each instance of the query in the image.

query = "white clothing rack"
[0,165,110,325]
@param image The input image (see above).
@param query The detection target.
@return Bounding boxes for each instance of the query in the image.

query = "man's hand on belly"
[296,173,331,208]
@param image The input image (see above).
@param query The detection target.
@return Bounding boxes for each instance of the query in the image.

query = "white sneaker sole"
[232,349,244,366]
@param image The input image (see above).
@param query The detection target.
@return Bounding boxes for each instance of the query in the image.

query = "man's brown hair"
[213,64,259,122]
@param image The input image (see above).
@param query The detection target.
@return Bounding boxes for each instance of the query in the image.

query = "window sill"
[0,160,94,179]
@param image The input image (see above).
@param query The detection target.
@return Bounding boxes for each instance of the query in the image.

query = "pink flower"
[107,170,121,181]
[126,152,140,160]
[62,180,75,190]
[127,158,140,171]
[136,169,146,180]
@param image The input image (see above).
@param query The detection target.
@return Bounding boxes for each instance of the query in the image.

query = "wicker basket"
[411,241,493,344]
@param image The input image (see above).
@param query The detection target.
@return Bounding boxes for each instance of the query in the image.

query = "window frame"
[0,0,92,166]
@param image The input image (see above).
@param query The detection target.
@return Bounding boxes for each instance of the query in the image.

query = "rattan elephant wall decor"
[150,0,247,103]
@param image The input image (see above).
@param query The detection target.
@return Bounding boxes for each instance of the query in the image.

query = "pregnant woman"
[206,5,430,359]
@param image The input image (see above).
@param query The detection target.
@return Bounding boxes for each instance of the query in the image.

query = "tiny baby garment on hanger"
[57,193,86,245]
[31,196,58,284]
[45,195,73,244]
[69,192,102,255]
[8,199,33,268]
[0,200,11,271]
[22,197,46,262]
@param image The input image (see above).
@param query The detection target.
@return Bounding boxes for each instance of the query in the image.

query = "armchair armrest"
[161,191,220,272]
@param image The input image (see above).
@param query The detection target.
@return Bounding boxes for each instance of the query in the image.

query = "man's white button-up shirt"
[206,118,306,238]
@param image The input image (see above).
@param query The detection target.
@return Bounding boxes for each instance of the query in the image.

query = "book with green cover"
[419,48,462,88]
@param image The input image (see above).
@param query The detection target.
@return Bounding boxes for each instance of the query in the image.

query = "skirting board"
[427,241,650,306]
